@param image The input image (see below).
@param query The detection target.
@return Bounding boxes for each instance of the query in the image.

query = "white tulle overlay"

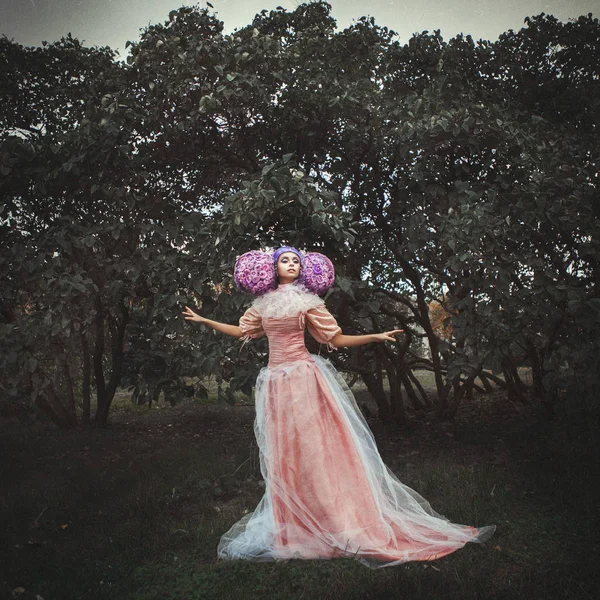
[251,283,324,318]
[217,286,495,568]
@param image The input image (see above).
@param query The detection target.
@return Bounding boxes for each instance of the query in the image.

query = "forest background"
[2,1,599,428]
[1,3,599,599]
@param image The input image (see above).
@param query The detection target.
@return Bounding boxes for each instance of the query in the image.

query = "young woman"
[182,247,494,568]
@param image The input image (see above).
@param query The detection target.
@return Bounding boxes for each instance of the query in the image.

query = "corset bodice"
[263,315,312,367]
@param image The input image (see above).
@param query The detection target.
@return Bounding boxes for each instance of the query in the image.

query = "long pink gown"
[217,284,495,568]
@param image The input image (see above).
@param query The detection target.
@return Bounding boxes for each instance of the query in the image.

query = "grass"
[1,386,599,600]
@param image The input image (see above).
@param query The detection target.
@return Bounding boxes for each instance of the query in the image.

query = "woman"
[182,247,494,568]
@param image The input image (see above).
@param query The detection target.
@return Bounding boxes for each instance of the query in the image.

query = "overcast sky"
[1,0,598,55]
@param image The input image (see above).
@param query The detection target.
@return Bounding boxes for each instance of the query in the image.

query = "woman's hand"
[182,306,244,338]
[329,329,405,348]
[373,329,404,343]
[182,306,206,324]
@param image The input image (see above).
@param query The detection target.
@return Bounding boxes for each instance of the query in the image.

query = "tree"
[2,4,598,428]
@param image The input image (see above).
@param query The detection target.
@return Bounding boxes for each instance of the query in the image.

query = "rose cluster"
[298,253,335,296]
[298,252,335,295]
[234,251,277,296]
[234,250,335,296]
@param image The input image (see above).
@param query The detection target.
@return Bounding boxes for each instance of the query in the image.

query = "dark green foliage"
[1,4,599,426]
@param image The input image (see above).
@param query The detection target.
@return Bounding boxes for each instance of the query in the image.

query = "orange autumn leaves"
[429,301,453,340]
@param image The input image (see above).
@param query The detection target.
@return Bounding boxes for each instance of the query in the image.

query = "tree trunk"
[439,372,477,421]
[466,380,475,401]
[479,370,507,389]
[400,369,426,410]
[541,389,556,420]
[93,297,129,425]
[406,368,433,408]
[525,338,545,401]
[361,371,392,423]
[62,356,77,424]
[96,302,129,425]
[501,356,527,404]
[81,332,91,426]
[35,386,77,429]
[386,365,407,425]
[93,296,107,423]
[386,255,447,403]
[478,371,494,393]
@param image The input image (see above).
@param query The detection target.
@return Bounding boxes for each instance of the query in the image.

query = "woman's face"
[276,252,301,284]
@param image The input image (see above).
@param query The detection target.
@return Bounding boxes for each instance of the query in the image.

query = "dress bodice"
[263,316,312,367]
[238,285,342,367]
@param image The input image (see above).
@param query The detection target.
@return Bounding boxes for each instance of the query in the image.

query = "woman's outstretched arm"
[182,306,243,338]
[329,330,404,348]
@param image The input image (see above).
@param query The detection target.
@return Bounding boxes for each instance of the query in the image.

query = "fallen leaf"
[28,538,44,546]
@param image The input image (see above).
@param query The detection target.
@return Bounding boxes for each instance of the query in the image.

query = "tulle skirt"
[217,355,495,568]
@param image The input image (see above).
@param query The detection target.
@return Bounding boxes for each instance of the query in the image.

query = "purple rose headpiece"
[234,247,335,296]
[297,252,335,296]
[233,251,277,296]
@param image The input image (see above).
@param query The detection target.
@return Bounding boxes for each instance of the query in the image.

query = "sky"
[0,0,598,56]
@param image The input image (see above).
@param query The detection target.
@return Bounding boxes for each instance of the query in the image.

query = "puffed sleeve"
[306,305,342,345]
[239,307,265,340]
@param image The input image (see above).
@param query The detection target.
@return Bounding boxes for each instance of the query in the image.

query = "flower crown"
[234,248,335,296]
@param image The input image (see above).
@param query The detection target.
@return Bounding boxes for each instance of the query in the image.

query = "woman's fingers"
[182,306,200,320]
[382,329,404,342]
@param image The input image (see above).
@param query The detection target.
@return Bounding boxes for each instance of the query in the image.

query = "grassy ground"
[1,383,598,600]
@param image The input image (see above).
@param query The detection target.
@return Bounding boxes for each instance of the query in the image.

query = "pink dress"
[217,284,495,568]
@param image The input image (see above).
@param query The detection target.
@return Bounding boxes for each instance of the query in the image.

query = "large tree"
[1,4,598,427]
